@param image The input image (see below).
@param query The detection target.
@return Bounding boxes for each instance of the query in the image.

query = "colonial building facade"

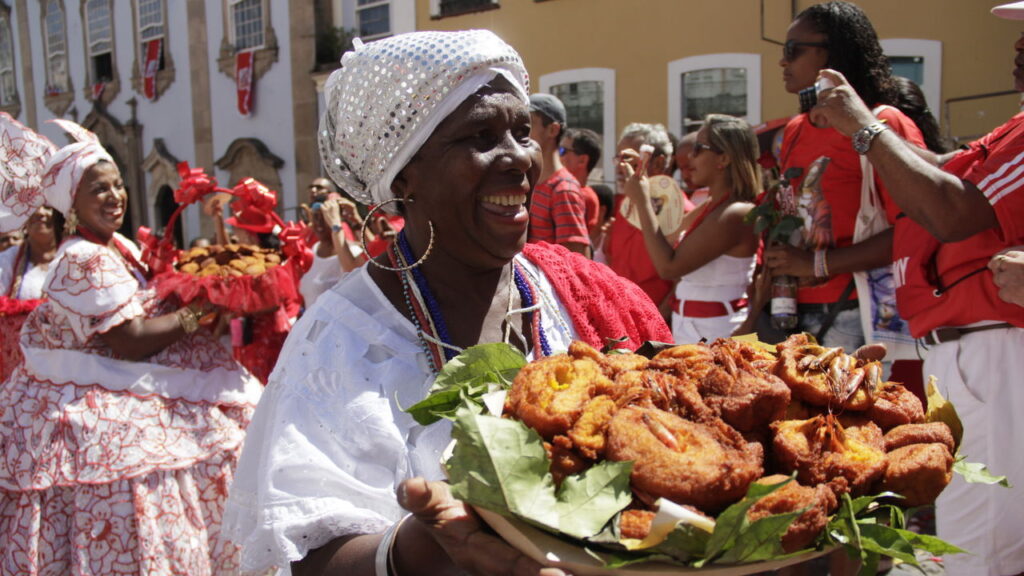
[0,0,1015,242]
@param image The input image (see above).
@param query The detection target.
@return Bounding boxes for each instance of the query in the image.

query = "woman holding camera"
[764,1,925,350]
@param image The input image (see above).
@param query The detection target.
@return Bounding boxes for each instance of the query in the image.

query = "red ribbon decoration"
[175,161,221,205]
[278,222,313,274]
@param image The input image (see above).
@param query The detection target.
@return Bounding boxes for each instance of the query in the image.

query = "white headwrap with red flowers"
[0,113,114,233]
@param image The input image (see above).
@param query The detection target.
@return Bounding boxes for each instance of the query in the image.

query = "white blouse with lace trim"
[224,255,577,575]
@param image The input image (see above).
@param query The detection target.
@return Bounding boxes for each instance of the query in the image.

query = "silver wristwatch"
[852,122,888,155]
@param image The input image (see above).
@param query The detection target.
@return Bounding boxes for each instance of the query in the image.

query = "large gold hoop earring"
[63,209,79,237]
[361,196,436,273]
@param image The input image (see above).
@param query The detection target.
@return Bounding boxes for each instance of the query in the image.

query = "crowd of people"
[0,1,1021,575]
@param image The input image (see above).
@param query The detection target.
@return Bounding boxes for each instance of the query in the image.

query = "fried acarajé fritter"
[771,414,887,496]
[865,382,925,430]
[649,340,790,432]
[569,340,650,377]
[697,340,791,433]
[775,334,880,411]
[609,369,714,422]
[649,344,717,379]
[606,406,763,513]
[546,435,590,486]
[879,443,954,507]
[504,353,611,439]
[884,422,956,453]
[747,475,838,553]
[567,395,619,459]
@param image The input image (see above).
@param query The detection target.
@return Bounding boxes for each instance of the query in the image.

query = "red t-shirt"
[580,185,600,232]
[893,112,1024,335]
[528,168,590,247]
[604,195,672,307]
[779,108,925,304]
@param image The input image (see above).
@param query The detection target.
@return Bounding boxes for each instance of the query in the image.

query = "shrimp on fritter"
[774,334,878,411]
[610,369,714,421]
[605,406,763,513]
[770,414,887,497]
[649,343,716,381]
[568,340,649,378]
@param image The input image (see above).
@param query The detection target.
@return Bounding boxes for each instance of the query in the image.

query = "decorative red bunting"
[143,38,162,100]
[236,50,254,116]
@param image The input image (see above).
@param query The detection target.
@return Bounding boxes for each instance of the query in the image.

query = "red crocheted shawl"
[522,242,672,351]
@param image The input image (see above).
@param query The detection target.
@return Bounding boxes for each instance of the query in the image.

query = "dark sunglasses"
[692,141,722,156]
[783,39,828,61]
[559,146,577,157]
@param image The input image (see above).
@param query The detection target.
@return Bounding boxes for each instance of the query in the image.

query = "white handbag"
[852,106,917,360]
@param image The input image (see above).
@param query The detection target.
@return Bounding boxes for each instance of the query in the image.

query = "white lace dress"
[224,256,577,576]
[0,234,262,576]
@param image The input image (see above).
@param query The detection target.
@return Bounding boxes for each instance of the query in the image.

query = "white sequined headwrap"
[0,113,113,232]
[318,29,529,208]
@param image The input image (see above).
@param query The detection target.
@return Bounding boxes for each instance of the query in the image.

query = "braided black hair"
[797,1,897,107]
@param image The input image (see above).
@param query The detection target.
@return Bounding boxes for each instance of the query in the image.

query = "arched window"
[82,0,120,104]
[41,0,72,115]
[217,0,278,85]
[43,0,68,94]
[667,54,761,136]
[539,68,616,185]
[0,4,18,116]
[131,0,175,101]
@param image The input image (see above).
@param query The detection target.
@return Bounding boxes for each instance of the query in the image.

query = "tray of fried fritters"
[501,333,954,558]
[153,243,299,314]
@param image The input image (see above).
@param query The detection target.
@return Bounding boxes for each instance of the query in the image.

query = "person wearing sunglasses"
[300,177,365,309]
[808,3,1024,573]
[764,1,926,355]
[620,115,760,345]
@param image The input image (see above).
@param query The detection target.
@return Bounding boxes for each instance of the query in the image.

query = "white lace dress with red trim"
[0,234,263,576]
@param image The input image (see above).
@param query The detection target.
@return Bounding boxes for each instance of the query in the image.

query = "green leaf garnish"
[405,342,525,425]
[953,457,1011,487]
[446,405,633,539]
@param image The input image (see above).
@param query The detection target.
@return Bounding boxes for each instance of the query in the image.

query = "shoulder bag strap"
[814,278,856,343]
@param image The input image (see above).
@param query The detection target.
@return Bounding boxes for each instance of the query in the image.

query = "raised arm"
[811,69,997,242]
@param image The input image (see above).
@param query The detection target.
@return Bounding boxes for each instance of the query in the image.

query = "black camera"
[797,78,835,113]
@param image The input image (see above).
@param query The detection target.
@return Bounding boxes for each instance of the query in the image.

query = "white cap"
[992,1,1024,20]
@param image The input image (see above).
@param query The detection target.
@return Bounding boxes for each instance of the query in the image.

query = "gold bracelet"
[177,307,201,334]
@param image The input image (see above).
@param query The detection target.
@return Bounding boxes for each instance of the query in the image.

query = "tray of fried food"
[175,243,283,278]
[495,334,957,571]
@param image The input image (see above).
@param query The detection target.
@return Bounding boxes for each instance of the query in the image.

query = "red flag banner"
[92,82,105,100]
[143,38,162,100]
[236,50,254,116]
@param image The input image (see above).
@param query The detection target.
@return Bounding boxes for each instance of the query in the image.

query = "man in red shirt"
[560,128,602,237]
[527,93,590,256]
[813,4,1024,572]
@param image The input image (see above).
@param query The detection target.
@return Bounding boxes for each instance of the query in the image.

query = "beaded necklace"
[390,230,551,374]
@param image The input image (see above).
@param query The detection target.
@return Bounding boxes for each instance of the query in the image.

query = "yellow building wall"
[415,0,1020,143]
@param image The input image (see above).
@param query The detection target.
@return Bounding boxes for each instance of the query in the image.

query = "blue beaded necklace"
[392,230,551,373]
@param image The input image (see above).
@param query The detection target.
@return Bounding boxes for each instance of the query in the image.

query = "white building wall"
[207,1,299,215]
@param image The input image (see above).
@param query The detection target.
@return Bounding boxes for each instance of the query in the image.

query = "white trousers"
[926,326,1024,576]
